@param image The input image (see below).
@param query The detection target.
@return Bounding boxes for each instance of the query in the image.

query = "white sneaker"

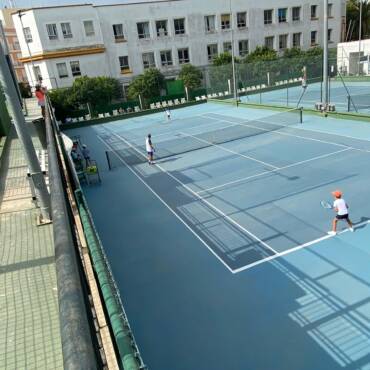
[328,231,337,236]
[349,227,354,232]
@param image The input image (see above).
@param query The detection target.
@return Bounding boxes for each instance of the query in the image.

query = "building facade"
[12,0,346,90]
[0,8,27,83]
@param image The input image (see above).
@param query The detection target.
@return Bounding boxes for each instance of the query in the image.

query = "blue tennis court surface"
[240,80,370,113]
[66,102,370,369]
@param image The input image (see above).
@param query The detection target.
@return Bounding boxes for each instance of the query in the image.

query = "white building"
[12,0,346,90]
[337,39,370,76]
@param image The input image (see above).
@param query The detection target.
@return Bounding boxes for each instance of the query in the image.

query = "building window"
[310,30,317,45]
[174,18,185,35]
[207,44,218,62]
[61,22,72,38]
[328,29,332,42]
[142,52,155,69]
[23,27,32,43]
[221,14,231,30]
[328,3,333,17]
[56,62,68,78]
[160,50,173,66]
[137,22,150,39]
[239,40,249,56]
[278,8,287,23]
[70,61,81,76]
[13,41,20,50]
[292,7,301,21]
[156,20,168,37]
[279,34,288,50]
[178,48,189,64]
[264,9,273,25]
[311,5,318,19]
[237,12,247,28]
[113,24,124,42]
[119,56,130,73]
[292,32,301,47]
[265,36,274,50]
[223,42,232,53]
[46,24,58,40]
[83,20,95,37]
[205,15,216,33]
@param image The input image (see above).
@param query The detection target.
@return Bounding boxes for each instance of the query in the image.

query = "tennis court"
[241,80,370,113]
[66,102,370,370]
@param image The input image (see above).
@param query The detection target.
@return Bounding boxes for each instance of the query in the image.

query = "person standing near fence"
[81,144,91,167]
[35,84,47,118]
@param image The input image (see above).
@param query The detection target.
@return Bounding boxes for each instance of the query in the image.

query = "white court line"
[202,113,370,154]
[178,131,279,169]
[96,134,234,273]
[196,148,352,195]
[202,112,370,153]
[111,131,279,256]
[232,219,370,274]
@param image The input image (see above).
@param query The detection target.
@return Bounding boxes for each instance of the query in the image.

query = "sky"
[0,0,126,8]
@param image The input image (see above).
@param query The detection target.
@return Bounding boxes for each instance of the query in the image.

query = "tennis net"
[347,93,370,112]
[105,108,303,169]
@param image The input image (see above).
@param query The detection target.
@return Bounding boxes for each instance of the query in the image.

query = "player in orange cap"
[328,190,354,235]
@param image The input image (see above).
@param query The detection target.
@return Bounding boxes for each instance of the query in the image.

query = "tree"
[70,76,121,110]
[49,87,78,122]
[178,64,202,89]
[244,46,278,63]
[213,52,233,66]
[347,0,370,41]
[127,68,164,100]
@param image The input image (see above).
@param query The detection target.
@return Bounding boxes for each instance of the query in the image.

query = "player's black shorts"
[336,214,349,220]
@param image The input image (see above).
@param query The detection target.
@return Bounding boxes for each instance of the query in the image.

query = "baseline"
[232,219,370,274]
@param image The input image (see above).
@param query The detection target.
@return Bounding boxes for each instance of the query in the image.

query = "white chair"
[104,112,110,118]
[150,103,155,109]
[246,87,251,92]
[162,101,168,107]
[155,102,162,108]
[284,80,288,84]
[85,114,91,120]
[168,100,174,106]
[98,113,104,118]
[224,91,229,95]
[211,93,218,98]
[78,117,84,122]
[180,97,186,103]
[218,92,224,97]
[174,99,180,105]
[201,95,207,100]
[134,106,140,112]
[72,118,78,123]
[112,109,118,116]
[241,87,246,92]
[261,84,266,89]
[195,96,201,101]
[207,94,212,99]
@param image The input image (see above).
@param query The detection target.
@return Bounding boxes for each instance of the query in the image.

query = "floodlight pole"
[358,0,363,75]
[230,0,238,105]
[0,42,50,221]
[323,0,329,109]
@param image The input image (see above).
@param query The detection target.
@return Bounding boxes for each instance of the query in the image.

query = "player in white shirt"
[328,190,354,235]
[165,108,171,121]
[145,134,154,164]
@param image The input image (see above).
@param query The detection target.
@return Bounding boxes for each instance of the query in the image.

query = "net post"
[105,151,112,171]
[299,107,303,124]
[347,95,350,112]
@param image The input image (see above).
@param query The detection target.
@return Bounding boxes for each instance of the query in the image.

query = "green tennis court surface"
[66,102,370,370]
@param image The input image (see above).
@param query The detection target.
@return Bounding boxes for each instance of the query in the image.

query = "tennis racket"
[320,200,333,209]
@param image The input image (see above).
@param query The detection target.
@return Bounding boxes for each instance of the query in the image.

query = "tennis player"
[146,134,154,164]
[328,190,354,235]
[165,108,171,121]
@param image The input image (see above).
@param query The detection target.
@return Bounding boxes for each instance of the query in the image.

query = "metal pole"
[229,0,238,104]
[18,11,38,86]
[0,42,50,221]
[358,0,363,75]
[323,0,329,108]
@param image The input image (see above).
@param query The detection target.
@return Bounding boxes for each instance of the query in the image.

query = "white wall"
[13,0,345,88]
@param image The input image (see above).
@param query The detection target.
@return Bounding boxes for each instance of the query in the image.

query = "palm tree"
[347,0,370,41]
